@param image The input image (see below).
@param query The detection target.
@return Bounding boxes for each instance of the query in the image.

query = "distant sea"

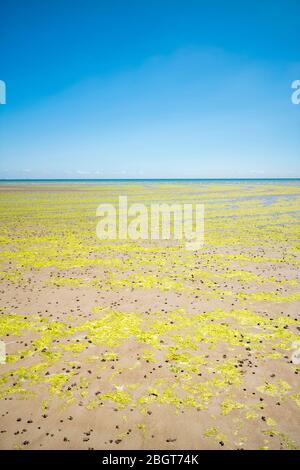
[0,178,300,184]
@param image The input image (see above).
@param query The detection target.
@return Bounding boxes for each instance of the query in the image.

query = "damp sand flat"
[0,180,299,450]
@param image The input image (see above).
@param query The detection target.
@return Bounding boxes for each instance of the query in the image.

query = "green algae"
[98,390,132,408]
[77,311,142,346]
[256,380,291,397]
[204,427,227,443]
[221,399,244,415]
[0,314,38,336]
[46,372,75,403]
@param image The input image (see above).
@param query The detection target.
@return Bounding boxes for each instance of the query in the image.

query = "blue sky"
[0,0,299,179]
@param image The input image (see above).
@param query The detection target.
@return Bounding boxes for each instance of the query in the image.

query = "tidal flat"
[0,180,299,449]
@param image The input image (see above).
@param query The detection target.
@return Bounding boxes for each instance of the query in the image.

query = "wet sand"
[0,181,299,449]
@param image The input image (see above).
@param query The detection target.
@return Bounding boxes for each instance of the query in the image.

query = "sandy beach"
[0,180,299,450]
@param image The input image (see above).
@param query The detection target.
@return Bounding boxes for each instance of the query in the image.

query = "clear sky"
[0,0,299,179]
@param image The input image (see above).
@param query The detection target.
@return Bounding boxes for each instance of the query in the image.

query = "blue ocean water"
[0,178,300,184]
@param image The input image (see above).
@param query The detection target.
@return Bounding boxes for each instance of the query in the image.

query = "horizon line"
[0,177,300,182]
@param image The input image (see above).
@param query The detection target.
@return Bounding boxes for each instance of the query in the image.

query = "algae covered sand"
[0,180,299,450]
